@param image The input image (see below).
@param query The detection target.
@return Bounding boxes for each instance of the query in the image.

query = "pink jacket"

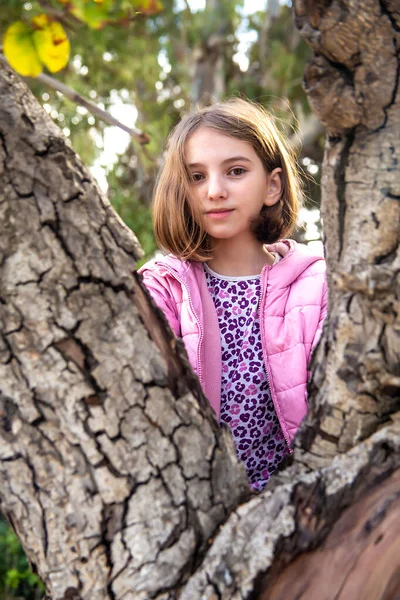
[139,240,328,446]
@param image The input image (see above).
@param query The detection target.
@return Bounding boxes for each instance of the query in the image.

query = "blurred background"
[0,0,324,596]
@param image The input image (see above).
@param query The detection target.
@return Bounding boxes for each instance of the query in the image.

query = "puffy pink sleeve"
[139,267,181,337]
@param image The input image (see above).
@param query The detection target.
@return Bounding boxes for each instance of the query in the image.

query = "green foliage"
[111,188,157,266]
[0,515,44,599]
[106,147,158,264]
[2,0,165,77]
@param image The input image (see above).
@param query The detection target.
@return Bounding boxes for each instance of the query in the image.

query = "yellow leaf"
[31,13,51,29]
[3,21,43,77]
[32,15,70,73]
[135,0,163,15]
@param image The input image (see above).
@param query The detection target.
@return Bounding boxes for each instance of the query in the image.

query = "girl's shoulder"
[266,239,326,288]
[138,253,202,281]
[267,239,325,262]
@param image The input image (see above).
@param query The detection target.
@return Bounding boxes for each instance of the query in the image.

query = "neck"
[207,236,275,276]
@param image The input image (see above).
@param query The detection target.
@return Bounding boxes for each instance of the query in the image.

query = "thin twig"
[35,72,151,145]
[0,54,150,145]
[36,0,81,29]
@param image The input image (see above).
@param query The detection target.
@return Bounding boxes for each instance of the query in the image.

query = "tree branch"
[35,72,151,146]
[0,54,150,147]
[36,0,81,29]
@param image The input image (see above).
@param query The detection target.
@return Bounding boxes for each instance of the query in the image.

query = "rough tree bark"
[0,62,251,598]
[0,1,399,599]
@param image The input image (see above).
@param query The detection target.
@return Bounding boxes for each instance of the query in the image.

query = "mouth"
[206,208,234,218]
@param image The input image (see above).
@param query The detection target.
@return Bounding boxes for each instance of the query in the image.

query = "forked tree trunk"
[0,1,399,599]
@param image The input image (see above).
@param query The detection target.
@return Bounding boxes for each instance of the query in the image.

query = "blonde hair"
[153,98,303,261]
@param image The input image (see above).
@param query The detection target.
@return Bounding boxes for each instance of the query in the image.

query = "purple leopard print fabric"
[204,264,289,491]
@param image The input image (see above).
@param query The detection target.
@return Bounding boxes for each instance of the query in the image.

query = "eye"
[191,173,204,182]
[229,167,246,176]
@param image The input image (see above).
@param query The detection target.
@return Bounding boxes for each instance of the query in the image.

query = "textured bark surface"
[0,1,399,599]
[178,424,400,599]
[262,467,400,600]
[0,64,249,599]
[294,0,400,465]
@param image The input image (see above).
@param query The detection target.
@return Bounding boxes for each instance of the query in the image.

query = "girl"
[139,98,327,491]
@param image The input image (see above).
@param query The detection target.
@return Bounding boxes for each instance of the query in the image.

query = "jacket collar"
[155,240,324,289]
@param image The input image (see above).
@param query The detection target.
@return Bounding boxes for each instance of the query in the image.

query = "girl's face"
[185,127,281,248]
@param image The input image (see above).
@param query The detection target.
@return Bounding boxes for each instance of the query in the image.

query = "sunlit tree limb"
[0,53,151,147]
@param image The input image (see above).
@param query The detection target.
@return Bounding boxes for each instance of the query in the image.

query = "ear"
[264,167,282,207]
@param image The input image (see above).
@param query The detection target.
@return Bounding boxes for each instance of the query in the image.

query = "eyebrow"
[187,156,253,168]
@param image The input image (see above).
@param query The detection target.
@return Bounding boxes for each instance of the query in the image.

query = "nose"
[207,174,227,201]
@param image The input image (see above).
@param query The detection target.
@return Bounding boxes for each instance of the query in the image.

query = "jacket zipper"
[161,265,204,387]
[259,264,291,450]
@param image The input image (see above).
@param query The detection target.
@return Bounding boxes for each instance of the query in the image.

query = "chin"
[208,233,235,240]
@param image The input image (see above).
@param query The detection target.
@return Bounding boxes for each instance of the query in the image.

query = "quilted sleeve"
[139,267,181,337]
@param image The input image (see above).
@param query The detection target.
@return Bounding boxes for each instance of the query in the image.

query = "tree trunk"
[190,0,232,105]
[0,63,249,599]
[0,1,399,599]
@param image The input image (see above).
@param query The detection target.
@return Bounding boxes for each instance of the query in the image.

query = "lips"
[206,209,234,219]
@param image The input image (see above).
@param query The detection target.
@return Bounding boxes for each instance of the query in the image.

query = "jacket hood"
[264,240,325,288]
